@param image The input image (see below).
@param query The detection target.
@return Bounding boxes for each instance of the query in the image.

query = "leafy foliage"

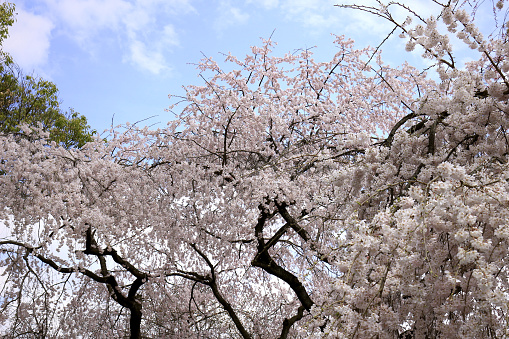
[0,2,94,149]
[1,1,509,338]
[0,62,94,148]
[0,1,14,46]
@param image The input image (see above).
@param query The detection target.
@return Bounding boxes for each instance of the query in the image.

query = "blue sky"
[2,0,496,133]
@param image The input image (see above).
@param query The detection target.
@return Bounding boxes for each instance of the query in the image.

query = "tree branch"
[252,206,314,311]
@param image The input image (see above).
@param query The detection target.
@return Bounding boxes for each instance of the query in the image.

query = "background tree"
[1,0,509,338]
[0,1,14,48]
[0,1,94,148]
[0,62,94,148]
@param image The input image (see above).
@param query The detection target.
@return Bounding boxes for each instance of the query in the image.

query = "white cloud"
[2,8,55,71]
[161,25,180,47]
[214,0,250,31]
[128,40,169,74]
[45,0,131,34]
[125,24,179,73]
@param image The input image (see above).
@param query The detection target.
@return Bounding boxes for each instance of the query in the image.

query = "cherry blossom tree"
[1,0,508,338]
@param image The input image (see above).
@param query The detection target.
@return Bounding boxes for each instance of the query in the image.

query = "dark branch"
[252,206,314,311]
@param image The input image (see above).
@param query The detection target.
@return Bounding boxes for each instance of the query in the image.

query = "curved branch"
[380,112,417,147]
[252,207,314,311]
[278,305,305,339]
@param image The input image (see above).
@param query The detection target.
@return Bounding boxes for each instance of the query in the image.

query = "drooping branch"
[170,243,252,339]
[1,227,148,339]
[335,3,455,68]
[0,240,105,280]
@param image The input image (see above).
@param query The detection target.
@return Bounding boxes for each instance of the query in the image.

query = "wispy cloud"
[279,0,339,29]
[246,0,279,10]
[125,24,180,74]
[128,40,169,74]
[214,0,250,31]
[44,0,131,44]
[5,0,194,75]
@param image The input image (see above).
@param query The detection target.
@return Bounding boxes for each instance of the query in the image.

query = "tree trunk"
[130,303,142,339]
